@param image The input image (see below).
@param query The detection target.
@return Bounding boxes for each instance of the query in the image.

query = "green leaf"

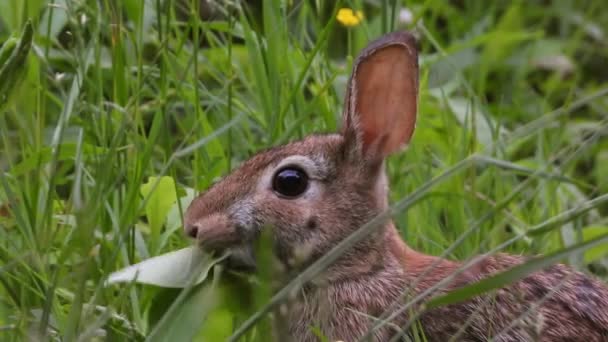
[38,0,69,39]
[428,48,478,89]
[147,283,219,342]
[158,187,197,251]
[0,37,17,66]
[595,150,608,194]
[106,246,228,288]
[9,142,107,176]
[140,176,178,247]
[146,264,225,342]
[582,226,608,263]
[0,19,34,109]
[196,307,235,341]
[444,97,508,146]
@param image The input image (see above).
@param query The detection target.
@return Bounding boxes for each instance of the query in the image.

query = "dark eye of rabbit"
[272,167,309,198]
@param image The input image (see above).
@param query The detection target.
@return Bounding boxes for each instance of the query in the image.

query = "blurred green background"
[0,0,607,340]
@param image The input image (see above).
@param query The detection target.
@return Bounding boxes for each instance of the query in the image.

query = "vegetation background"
[1,0,607,341]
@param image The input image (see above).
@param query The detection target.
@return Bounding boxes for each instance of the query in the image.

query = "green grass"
[1,0,607,341]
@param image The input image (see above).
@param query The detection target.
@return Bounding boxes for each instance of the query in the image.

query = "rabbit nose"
[184,214,240,250]
[184,222,200,239]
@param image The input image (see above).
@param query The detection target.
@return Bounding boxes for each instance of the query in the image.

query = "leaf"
[0,38,17,66]
[123,0,157,40]
[595,150,608,194]
[564,12,605,42]
[426,232,608,309]
[38,0,69,39]
[140,176,178,243]
[10,142,107,176]
[0,19,34,109]
[106,246,228,288]
[445,97,508,146]
[158,188,197,251]
[582,226,608,263]
[146,268,224,342]
[531,55,574,76]
[480,5,525,65]
[196,308,235,341]
[527,41,576,76]
[199,114,227,173]
[428,48,478,89]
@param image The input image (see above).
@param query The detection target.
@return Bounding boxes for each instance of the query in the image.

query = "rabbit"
[184,31,608,341]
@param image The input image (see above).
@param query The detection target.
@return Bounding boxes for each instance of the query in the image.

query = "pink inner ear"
[355,45,417,156]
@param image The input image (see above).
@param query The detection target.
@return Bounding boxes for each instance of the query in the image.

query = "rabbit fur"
[184,32,608,341]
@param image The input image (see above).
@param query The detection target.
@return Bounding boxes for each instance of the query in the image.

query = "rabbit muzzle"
[185,213,238,249]
[184,212,258,272]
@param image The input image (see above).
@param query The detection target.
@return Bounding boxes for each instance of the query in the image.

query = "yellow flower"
[336,8,364,27]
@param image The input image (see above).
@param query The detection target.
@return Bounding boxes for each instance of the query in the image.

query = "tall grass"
[0,0,607,341]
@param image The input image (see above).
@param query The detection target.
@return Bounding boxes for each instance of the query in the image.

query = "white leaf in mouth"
[106,246,229,288]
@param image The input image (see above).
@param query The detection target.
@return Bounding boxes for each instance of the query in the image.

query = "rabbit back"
[420,254,608,341]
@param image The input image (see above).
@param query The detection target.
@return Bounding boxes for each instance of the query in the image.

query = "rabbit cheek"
[259,203,319,269]
[228,198,259,240]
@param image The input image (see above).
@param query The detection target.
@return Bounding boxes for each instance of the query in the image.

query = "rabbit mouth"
[223,245,257,273]
[195,222,260,273]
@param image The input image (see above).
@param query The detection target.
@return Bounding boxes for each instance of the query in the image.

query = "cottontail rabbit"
[184,32,608,341]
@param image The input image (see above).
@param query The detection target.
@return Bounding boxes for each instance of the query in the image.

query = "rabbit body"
[184,32,608,341]
[278,194,608,342]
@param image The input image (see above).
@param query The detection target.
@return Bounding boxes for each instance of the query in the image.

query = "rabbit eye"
[272,167,309,198]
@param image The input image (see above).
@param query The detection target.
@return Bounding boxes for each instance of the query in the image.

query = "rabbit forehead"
[186,134,342,220]
[240,133,341,188]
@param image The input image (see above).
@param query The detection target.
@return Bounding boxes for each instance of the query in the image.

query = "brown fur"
[184,32,608,341]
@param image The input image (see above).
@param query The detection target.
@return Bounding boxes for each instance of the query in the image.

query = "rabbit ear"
[342,31,418,162]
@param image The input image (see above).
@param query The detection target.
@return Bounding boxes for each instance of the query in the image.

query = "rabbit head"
[184,32,418,273]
